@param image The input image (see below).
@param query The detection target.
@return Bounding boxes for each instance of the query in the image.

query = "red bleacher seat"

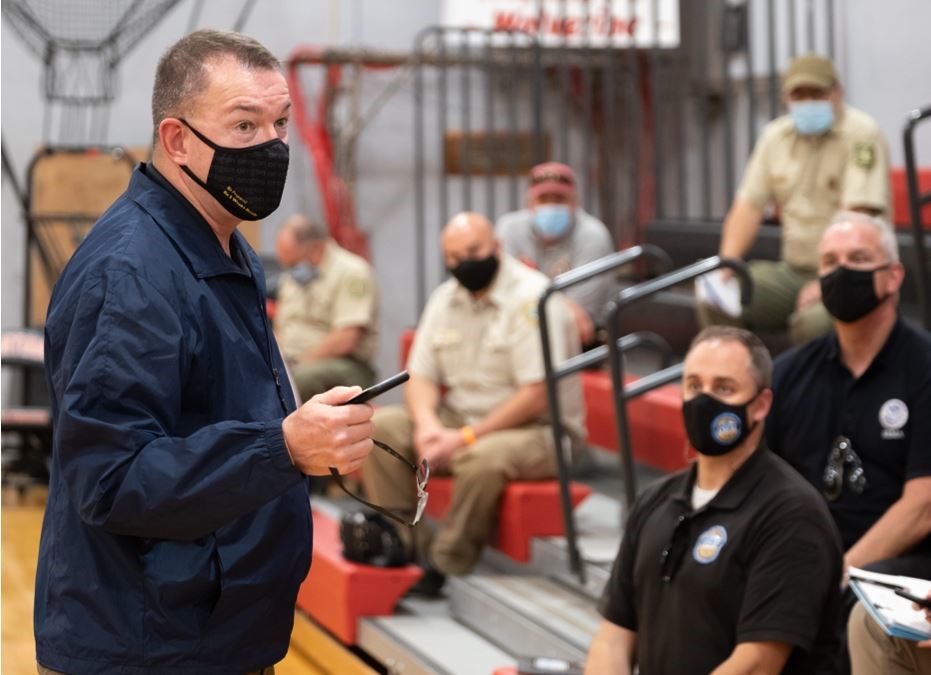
[891,167,931,229]
[399,327,416,367]
[296,511,422,644]
[424,477,592,562]
[583,370,691,472]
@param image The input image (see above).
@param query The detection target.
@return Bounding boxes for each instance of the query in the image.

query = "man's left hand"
[566,298,595,345]
[419,427,465,471]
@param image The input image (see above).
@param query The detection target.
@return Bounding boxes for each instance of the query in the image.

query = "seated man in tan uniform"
[274,214,378,401]
[699,53,890,345]
[362,211,584,594]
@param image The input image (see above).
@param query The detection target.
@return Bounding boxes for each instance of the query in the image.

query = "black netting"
[2,0,182,103]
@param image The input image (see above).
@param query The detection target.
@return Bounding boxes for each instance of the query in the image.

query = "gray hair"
[827,210,900,263]
[688,326,773,390]
[282,215,327,244]
[151,29,280,143]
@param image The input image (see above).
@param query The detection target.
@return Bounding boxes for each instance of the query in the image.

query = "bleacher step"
[449,575,601,663]
[530,537,613,600]
[357,615,516,675]
[529,492,624,599]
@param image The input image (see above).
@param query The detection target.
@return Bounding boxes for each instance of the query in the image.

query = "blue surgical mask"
[790,100,834,135]
[290,262,317,286]
[533,204,572,239]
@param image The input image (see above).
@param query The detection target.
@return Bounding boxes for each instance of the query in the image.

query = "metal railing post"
[903,105,931,330]
[604,256,752,513]
[538,244,672,583]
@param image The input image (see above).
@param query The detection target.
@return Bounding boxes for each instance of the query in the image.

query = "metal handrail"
[902,105,931,330]
[538,244,672,583]
[605,256,752,516]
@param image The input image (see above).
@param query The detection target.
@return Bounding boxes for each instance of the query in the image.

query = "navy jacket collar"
[130,164,253,280]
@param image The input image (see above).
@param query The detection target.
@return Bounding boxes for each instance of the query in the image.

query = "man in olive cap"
[698,53,890,346]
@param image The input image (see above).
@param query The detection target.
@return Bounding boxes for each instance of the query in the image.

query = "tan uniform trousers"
[848,602,931,675]
[363,405,557,576]
[39,666,275,675]
[696,259,834,345]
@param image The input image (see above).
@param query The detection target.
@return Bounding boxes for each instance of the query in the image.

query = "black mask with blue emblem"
[682,393,757,456]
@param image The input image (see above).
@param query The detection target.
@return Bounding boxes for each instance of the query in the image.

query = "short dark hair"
[151,29,280,142]
[688,326,773,390]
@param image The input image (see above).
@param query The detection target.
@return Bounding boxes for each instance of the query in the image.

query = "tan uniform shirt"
[274,239,378,363]
[737,104,890,271]
[407,254,585,442]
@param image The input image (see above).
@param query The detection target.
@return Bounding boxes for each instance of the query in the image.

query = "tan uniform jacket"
[737,104,890,270]
[274,239,378,363]
[407,254,585,442]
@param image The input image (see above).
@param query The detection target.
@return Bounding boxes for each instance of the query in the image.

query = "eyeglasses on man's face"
[822,435,867,502]
[330,439,430,528]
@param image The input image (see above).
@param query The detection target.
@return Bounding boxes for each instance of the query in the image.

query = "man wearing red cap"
[497,161,615,346]
[698,53,890,346]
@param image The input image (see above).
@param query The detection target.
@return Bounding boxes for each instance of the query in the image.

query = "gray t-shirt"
[496,207,615,324]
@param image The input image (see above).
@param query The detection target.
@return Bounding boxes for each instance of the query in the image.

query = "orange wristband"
[460,425,477,446]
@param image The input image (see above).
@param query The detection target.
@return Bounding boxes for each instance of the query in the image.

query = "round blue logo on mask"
[710,412,742,445]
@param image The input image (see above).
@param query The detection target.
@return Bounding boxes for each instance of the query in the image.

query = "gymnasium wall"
[2,0,929,388]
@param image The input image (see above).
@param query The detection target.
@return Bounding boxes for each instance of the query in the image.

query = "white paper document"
[695,269,742,318]
[848,567,931,642]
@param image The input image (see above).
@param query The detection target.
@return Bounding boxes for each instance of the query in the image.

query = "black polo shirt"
[767,317,931,553]
[598,447,843,675]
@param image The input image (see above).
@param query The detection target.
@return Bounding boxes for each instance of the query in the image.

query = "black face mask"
[682,393,757,457]
[179,119,289,221]
[819,264,890,323]
[449,254,500,293]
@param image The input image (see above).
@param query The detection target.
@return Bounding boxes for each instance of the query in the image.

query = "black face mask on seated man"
[819,264,891,323]
[682,392,758,457]
[449,254,499,293]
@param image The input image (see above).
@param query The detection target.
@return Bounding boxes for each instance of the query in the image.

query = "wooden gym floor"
[1,493,367,675]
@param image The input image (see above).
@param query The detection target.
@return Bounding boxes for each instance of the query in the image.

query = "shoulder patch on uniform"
[347,277,368,298]
[693,525,728,564]
[854,142,875,170]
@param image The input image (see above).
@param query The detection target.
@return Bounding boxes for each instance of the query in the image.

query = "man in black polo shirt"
[766,212,931,578]
[587,327,843,675]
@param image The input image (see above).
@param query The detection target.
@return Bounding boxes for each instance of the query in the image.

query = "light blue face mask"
[290,262,318,286]
[790,100,834,135]
[533,204,572,239]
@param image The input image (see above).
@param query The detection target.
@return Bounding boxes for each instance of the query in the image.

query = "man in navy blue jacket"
[35,30,375,674]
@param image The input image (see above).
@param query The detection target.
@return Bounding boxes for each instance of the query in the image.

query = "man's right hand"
[281,386,375,476]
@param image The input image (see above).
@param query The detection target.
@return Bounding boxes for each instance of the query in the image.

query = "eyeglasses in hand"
[822,435,868,502]
[660,513,692,583]
[330,439,430,528]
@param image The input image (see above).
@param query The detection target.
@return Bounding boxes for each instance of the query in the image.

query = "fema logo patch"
[879,398,908,440]
[710,412,742,445]
[693,525,728,564]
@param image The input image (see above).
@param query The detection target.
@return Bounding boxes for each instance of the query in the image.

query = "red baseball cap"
[528,162,576,201]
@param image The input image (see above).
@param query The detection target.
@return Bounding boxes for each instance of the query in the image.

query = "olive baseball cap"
[782,53,838,93]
